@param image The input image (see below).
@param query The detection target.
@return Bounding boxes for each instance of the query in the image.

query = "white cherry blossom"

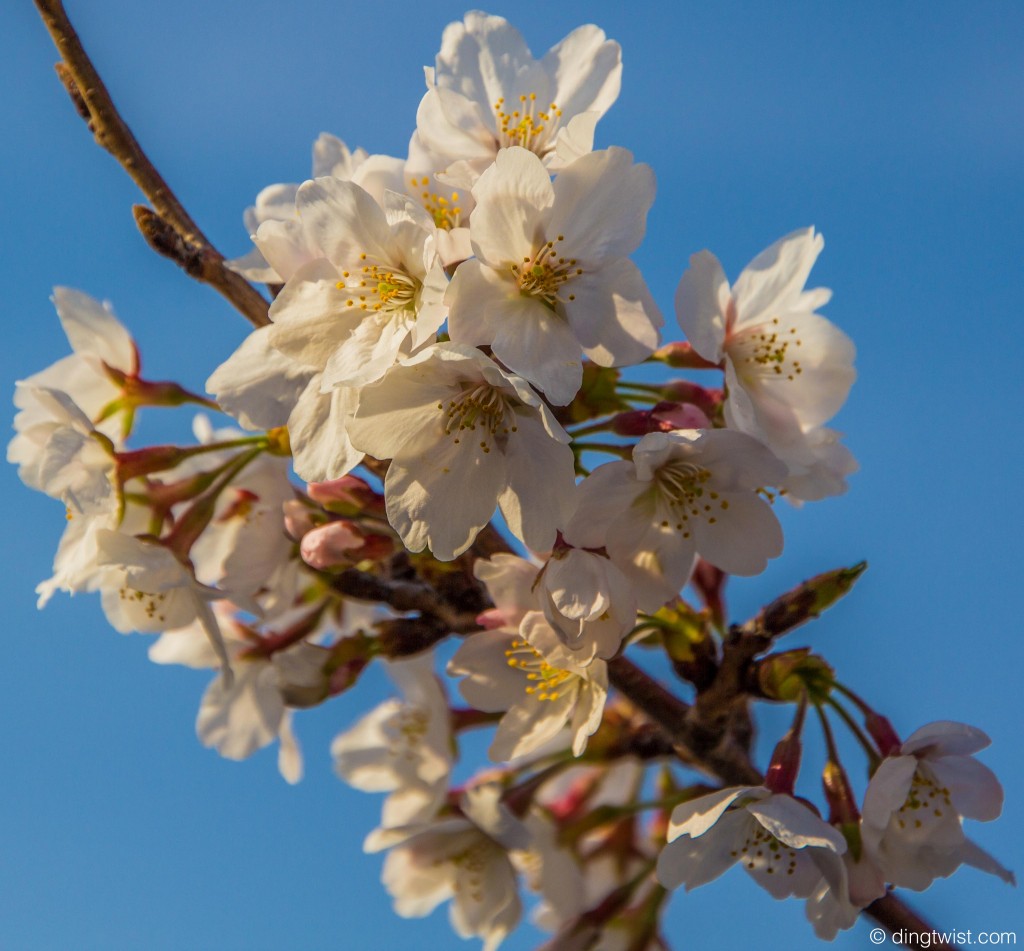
[10,288,135,485]
[413,12,622,182]
[657,785,847,900]
[449,611,608,760]
[95,530,233,674]
[227,133,405,282]
[149,605,324,783]
[535,546,636,660]
[861,720,1014,891]
[206,328,363,483]
[347,343,576,560]
[675,229,856,500]
[332,653,453,828]
[566,429,786,611]
[446,146,662,404]
[365,783,526,951]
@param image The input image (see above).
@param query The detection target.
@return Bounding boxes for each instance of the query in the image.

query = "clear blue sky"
[2,2,1021,949]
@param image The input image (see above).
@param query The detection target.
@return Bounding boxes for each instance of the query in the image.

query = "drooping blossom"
[150,604,326,783]
[365,783,526,951]
[860,720,1014,890]
[332,653,453,828]
[656,785,847,899]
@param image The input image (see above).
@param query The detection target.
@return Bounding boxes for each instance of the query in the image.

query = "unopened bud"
[755,649,834,703]
[611,401,711,436]
[300,520,386,570]
[864,711,903,757]
[691,558,727,630]
[764,730,803,795]
[659,379,723,416]
[651,341,721,369]
[307,475,385,515]
[283,499,317,540]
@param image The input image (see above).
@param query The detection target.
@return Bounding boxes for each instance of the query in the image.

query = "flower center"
[118,585,169,623]
[410,176,463,231]
[387,707,429,761]
[510,236,583,308]
[504,637,575,701]
[895,769,953,830]
[730,821,801,878]
[336,254,420,313]
[729,317,805,383]
[653,460,730,538]
[493,93,563,156]
[440,384,518,453]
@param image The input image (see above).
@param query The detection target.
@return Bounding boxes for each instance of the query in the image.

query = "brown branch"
[34,0,271,328]
[865,894,959,950]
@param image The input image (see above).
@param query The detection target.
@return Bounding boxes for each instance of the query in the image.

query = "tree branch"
[34,0,271,328]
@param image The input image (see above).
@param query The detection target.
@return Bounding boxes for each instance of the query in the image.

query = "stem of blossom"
[824,695,883,770]
[502,759,573,817]
[449,707,503,732]
[243,603,328,659]
[33,0,271,328]
[162,447,262,558]
[566,417,617,438]
[116,436,267,483]
[831,683,903,757]
[627,883,668,951]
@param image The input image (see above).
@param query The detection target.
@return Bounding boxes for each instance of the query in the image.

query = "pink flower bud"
[651,341,721,369]
[283,499,316,540]
[307,475,385,515]
[299,520,366,570]
[612,402,711,436]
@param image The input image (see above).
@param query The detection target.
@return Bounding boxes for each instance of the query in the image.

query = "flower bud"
[299,520,368,570]
[307,475,385,515]
[283,499,316,541]
[611,401,711,436]
[651,341,721,369]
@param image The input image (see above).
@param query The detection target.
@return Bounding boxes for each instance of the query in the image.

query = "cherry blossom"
[675,229,856,500]
[657,785,847,899]
[347,343,576,560]
[446,146,662,404]
[228,133,405,282]
[566,429,786,611]
[332,653,453,828]
[861,721,1014,890]
[364,784,526,951]
[9,288,135,486]
[413,12,622,182]
[149,605,325,783]
[449,610,608,760]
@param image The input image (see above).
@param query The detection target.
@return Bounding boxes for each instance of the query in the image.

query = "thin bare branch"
[34,0,270,328]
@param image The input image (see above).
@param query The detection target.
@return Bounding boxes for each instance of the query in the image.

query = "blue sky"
[2,2,1022,949]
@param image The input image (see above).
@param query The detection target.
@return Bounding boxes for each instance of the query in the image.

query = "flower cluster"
[13,9,1012,951]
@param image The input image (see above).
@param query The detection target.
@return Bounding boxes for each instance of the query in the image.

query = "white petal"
[675,251,730,362]
[52,287,136,373]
